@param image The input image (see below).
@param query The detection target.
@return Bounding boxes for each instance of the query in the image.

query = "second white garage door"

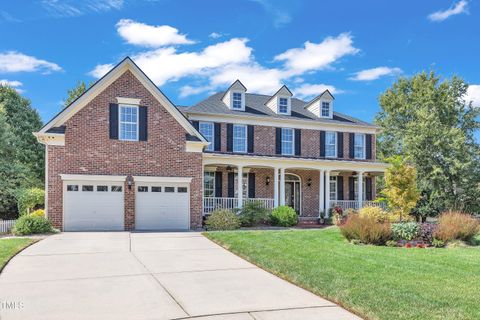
[135,181,190,230]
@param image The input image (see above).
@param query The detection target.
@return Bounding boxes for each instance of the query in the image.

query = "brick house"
[34,57,387,231]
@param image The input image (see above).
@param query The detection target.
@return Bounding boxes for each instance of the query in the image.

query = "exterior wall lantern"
[126,176,134,190]
[307,177,312,187]
[265,176,270,186]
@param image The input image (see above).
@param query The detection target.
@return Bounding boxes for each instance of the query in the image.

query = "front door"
[285,181,300,214]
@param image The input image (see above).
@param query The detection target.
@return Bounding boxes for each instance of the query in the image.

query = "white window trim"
[232,124,247,153]
[199,121,214,151]
[329,176,337,201]
[231,91,245,111]
[325,131,337,158]
[281,127,295,156]
[354,133,366,160]
[203,171,215,197]
[320,100,333,119]
[234,172,249,198]
[277,96,290,115]
[119,104,139,141]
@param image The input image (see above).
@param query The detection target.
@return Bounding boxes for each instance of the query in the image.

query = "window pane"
[67,185,78,191]
[138,186,148,192]
[281,128,294,155]
[177,187,188,193]
[204,172,215,197]
[199,122,214,151]
[82,185,93,192]
[165,187,175,193]
[354,134,365,158]
[325,132,336,157]
[279,98,288,113]
[111,186,122,192]
[329,176,337,200]
[321,102,330,117]
[232,92,242,109]
[97,185,108,192]
[119,105,138,141]
[233,125,246,152]
[234,173,248,198]
[152,186,162,192]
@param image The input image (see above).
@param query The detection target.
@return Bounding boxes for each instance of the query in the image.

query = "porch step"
[296,217,325,228]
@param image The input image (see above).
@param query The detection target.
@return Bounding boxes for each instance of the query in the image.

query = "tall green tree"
[63,80,92,108]
[375,72,480,217]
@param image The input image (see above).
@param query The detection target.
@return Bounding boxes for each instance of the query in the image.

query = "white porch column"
[279,168,286,206]
[357,171,363,209]
[325,170,331,216]
[319,169,325,217]
[273,167,279,207]
[237,166,243,208]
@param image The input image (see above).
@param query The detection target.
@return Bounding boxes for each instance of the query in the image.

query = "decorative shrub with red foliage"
[405,242,412,248]
[419,223,437,243]
[433,212,479,243]
[339,215,392,245]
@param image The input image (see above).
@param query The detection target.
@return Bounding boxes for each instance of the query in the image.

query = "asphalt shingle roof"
[182,92,375,127]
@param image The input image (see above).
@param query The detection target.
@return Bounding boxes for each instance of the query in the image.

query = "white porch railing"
[329,200,386,211]
[203,197,274,214]
[0,219,16,233]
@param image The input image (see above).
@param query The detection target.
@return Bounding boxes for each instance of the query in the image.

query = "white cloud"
[294,83,342,100]
[0,79,24,93]
[349,66,402,81]
[89,63,114,78]
[41,0,123,17]
[209,32,223,39]
[428,0,468,22]
[179,85,213,98]
[465,85,480,107]
[274,33,359,75]
[116,19,194,47]
[0,51,62,73]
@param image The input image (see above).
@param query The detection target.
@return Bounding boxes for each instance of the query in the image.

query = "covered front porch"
[202,153,388,218]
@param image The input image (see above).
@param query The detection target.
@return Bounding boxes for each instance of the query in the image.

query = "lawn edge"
[0,238,39,274]
[202,231,368,320]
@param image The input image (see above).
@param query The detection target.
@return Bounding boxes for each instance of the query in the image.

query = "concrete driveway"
[0,232,360,320]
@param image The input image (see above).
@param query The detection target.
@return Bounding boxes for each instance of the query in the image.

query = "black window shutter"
[247,125,254,153]
[248,172,255,198]
[215,171,223,197]
[275,128,282,154]
[109,103,119,139]
[337,176,344,200]
[191,120,199,131]
[214,123,221,151]
[348,177,355,200]
[319,131,325,157]
[349,133,355,159]
[366,134,373,160]
[226,124,233,152]
[337,132,344,158]
[295,129,301,156]
[227,172,235,197]
[139,106,148,141]
[365,177,373,200]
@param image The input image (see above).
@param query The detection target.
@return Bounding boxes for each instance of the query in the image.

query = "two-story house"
[34,57,387,231]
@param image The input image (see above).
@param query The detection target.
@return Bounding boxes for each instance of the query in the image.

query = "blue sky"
[0,0,479,124]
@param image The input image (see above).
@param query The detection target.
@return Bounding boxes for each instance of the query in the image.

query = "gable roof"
[185,92,375,127]
[220,79,247,100]
[37,57,206,142]
[304,90,335,109]
[264,85,293,105]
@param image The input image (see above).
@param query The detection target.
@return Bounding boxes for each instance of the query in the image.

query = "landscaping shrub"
[434,212,479,242]
[391,222,420,241]
[359,206,388,223]
[269,206,298,227]
[330,206,346,225]
[339,215,392,245]
[30,209,45,217]
[12,214,54,235]
[15,188,44,216]
[236,201,269,227]
[419,223,437,243]
[205,209,240,231]
[386,240,398,247]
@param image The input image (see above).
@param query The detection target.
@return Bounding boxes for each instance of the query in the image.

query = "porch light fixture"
[126,176,134,190]
[307,178,312,187]
[265,176,270,186]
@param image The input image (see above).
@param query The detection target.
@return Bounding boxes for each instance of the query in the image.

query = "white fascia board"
[187,112,379,134]
[33,132,65,146]
[60,174,127,182]
[133,176,192,183]
[186,140,209,152]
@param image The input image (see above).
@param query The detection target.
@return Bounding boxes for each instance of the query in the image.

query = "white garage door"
[135,182,190,230]
[64,181,125,231]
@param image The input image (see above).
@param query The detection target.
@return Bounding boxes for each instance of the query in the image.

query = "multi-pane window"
[329,176,337,200]
[119,105,138,141]
[233,124,247,153]
[204,172,215,197]
[199,122,214,151]
[234,173,248,198]
[279,97,288,114]
[232,92,242,109]
[354,133,366,159]
[354,177,366,201]
[281,128,294,155]
[325,131,337,158]
[321,101,330,117]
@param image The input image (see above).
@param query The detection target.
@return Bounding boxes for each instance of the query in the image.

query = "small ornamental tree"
[382,156,420,221]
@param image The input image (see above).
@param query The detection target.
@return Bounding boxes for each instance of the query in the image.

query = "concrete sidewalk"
[0,232,360,320]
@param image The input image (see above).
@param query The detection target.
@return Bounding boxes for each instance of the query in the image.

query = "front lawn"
[0,238,35,271]
[205,228,480,320]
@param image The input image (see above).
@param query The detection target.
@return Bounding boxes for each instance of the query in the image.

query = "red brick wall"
[47,70,203,230]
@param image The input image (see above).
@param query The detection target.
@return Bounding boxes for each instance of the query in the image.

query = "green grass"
[0,238,34,270]
[205,228,480,320]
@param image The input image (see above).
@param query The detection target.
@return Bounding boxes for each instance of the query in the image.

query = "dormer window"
[232,92,243,110]
[279,98,288,114]
[321,101,330,117]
